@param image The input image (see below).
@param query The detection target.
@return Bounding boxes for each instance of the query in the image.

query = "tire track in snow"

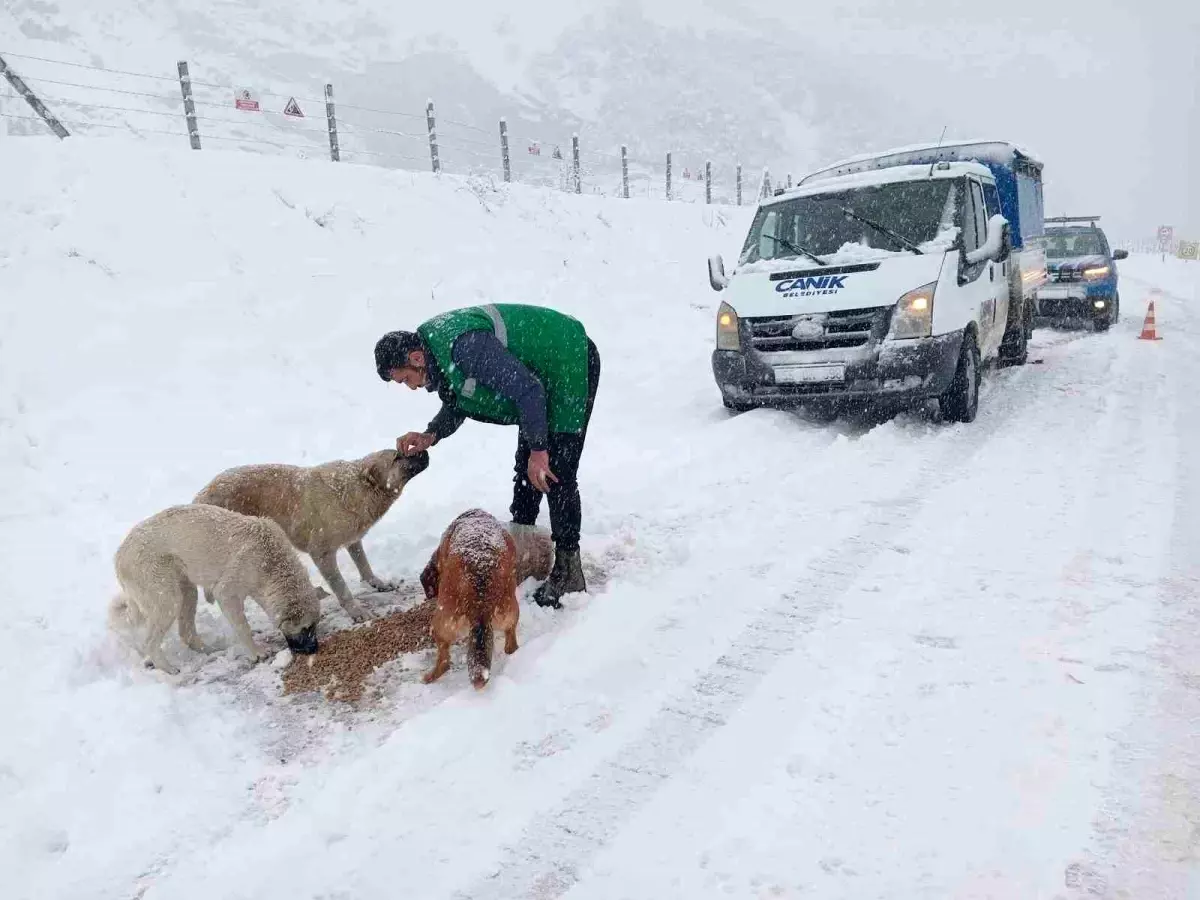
[568,329,1142,899]
[1065,290,1198,899]
[459,356,1055,900]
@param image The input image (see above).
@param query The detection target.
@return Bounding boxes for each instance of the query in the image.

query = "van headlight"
[716,301,741,351]
[889,282,936,339]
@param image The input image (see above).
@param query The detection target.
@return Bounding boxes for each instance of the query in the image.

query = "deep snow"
[2,139,1199,899]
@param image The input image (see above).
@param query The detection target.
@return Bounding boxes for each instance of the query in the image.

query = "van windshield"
[739,179,961,266]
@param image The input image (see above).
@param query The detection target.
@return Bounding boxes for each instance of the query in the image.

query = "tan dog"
[110,504,327,674]
[194,449,430,622]
[504,522,554,584]
[420,509,520,689]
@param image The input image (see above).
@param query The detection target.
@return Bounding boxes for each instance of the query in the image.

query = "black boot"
[533,548,586,609]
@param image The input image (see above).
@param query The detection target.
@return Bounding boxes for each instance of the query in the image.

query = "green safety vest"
[417,304,590,434]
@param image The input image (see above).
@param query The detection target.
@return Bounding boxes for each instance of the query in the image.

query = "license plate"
[1037,285,1079,300]
[774,364,845,384]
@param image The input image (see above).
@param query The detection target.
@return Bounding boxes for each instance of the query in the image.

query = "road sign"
[234,88,260,112]
[1178,240,1199,261]
[1157,225,1174,247]
[283,97,303,118]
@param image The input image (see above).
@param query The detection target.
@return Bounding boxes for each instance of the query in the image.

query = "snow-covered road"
[3,142,1197,899]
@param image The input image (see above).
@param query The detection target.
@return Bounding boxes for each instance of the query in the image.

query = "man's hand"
[527,450,559,494]
[397,431,435,456]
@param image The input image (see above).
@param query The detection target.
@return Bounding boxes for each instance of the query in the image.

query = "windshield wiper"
[813,198,923,255]
[763,233,827,266]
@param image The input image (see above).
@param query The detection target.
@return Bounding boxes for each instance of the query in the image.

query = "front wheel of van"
[941,333,980,424]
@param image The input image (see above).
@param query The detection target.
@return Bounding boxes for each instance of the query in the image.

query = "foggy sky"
[434,0,1195,243]
[755,0,1196,244]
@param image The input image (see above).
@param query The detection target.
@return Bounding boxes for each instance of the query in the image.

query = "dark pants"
[510,339,600,553]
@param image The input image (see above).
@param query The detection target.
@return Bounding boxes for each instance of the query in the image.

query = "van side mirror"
[1113,249,1129,260]
[966,215,1009,265]
[708,254,728,291]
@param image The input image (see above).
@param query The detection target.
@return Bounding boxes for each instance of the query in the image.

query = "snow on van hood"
[725,251,948,319]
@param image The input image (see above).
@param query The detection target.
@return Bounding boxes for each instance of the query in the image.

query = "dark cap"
[374,331,424,381]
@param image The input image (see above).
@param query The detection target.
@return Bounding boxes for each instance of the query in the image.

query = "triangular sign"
[283,97,304,118]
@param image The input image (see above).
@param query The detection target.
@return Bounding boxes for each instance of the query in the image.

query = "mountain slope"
[0,0,942,190]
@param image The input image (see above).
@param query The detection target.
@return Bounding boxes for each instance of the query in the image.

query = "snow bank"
[0,136,749,899]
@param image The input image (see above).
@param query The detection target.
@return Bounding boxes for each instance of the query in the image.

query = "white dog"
[110,504,327,674]
[193,449,429,621]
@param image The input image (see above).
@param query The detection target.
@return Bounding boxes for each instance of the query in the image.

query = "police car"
[1034,216,1128,331]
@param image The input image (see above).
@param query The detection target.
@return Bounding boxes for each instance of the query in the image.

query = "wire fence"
[0,50,781,207]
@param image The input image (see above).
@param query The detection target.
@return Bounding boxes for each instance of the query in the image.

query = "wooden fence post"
[426,100,440,174]
[665,151,673,201]
[499,117,511,182]
[324,84,340,162]
[571,133,581,194]
[705,160,712,205]
[0,53,68,139]
[621,144,629,199]
[176,61,200,150]
[736,162,742,206]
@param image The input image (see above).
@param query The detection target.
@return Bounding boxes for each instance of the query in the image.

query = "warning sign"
[1177,240,1199,261]
[234,89,260,112]
[1157,225,1174,248]
[283,97,304,118]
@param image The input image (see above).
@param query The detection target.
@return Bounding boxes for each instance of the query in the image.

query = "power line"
[29,94,327,138]
[0,110,184,140]
[439,117,492,137]
[439,141,498,162]
[35,96,181,120]
[0,111,57,125]
[21,76,176,102]
[328,101,426,122]
[189,84,329,108]
[336,119,427,142]
[434,126,495,150]
[0,50,178,83]
[342,147,429,165]
[200,132,320,150]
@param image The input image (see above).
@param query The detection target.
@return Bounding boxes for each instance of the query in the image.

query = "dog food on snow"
[281,599,435,703]
[282,526,554,703]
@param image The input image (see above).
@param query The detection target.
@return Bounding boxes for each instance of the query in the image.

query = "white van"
[709,144,1046,422]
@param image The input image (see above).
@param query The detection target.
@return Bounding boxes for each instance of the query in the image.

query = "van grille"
[747,307,891,353]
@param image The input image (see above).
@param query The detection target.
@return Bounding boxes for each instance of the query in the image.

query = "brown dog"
[420,509,519,689]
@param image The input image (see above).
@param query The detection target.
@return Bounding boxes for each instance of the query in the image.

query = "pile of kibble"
[282,599,435,703]
[282,526,554,704]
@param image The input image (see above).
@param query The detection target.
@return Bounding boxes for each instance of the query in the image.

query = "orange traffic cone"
[1138,298,1162,341]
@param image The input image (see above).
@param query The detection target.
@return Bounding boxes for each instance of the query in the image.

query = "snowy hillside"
[4,137,1200,899]
[3,0,1183,237]
[0,0,892,179]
